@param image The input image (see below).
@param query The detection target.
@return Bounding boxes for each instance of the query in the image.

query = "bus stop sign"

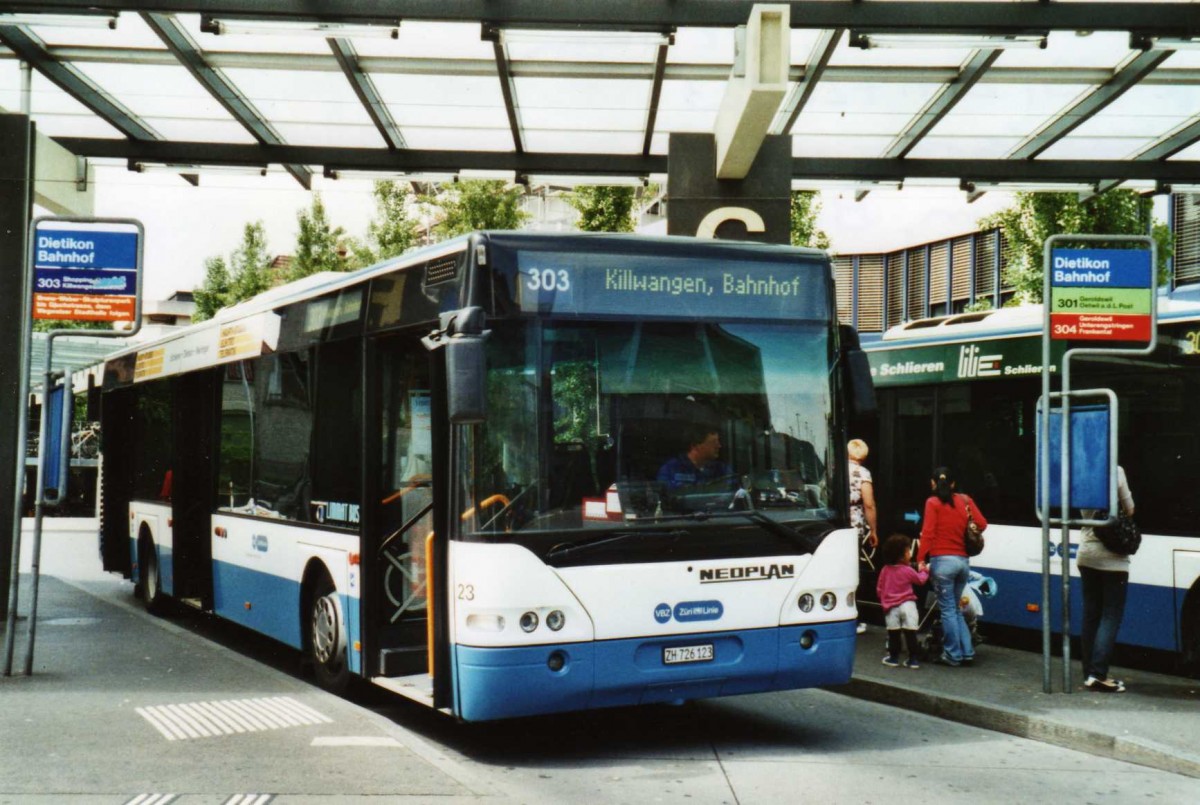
[32,219,141,322]
[1049,248,1153,342]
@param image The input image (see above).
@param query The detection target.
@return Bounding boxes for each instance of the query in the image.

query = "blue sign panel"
[1049,248,1152,289]
[32,221,140,322]
[673,600,724,622]
[42,383,68,500]
[1036,404,1110,511]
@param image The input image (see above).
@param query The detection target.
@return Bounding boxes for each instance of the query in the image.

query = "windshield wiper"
[546,529,689,560]
[705,509,825,554]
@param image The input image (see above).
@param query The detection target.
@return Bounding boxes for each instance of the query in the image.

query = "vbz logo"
[653,603,673,624]
[1049,542,1078,559]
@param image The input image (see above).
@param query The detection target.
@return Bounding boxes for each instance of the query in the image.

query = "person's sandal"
[1084,675,1125,693]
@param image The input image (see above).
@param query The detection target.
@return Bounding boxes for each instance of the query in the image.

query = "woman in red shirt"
[918,466,988,666]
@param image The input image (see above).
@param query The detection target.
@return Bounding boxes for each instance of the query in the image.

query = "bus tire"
[138,533,168,616]
[306,570,350,694]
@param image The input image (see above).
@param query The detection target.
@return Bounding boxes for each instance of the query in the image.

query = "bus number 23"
[457,584,475,601]
[525,268,570,293]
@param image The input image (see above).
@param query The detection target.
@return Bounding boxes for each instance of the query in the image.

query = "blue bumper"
[453,620,856,721]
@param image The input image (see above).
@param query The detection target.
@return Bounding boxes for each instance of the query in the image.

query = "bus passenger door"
[170,369,219,606]
[881,388,936,535]
[366,335,436,680]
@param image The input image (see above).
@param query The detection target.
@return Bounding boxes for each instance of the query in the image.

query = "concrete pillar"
[0,114,33,619]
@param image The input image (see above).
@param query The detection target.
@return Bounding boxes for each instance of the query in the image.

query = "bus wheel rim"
[312,593,343,665]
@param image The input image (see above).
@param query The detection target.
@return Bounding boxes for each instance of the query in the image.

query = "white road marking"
[222,796,273,805]
[123,795,176,805]
[137,697,330,740]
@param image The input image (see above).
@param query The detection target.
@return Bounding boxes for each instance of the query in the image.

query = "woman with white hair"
[848,438,878,634]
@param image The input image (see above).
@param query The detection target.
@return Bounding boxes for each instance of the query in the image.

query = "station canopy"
[1,1,1200,196]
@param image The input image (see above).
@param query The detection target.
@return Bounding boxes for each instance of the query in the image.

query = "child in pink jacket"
[876,533,929,669]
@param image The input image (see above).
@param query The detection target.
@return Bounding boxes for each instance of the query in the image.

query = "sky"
[80,164,1020,302]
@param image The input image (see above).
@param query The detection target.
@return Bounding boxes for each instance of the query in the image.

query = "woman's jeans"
[930,555,973,663]
[1079,566,1128,680]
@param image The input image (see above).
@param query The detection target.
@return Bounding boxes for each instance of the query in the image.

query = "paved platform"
[840,625,1200,778]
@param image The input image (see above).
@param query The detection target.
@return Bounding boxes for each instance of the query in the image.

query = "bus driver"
[657,425,734,491]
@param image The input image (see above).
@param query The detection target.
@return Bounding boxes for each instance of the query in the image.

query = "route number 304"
[524,268,571,292]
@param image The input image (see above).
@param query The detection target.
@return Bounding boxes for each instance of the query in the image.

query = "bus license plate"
[663,644,714,665]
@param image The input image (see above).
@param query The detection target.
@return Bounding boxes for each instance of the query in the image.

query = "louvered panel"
[887,252,905,327]
[857,255,885,333]
[906,249,926,320]
[1174,194,1200,286]
[952,237,972,301]
[929,243,949,307]
[975,232,997,297]
[999,231,1015,294]
[833,255,854,323]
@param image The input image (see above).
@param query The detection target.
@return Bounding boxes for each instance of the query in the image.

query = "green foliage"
[568,186,637,233]
[790,191,830,249]
[422,180,528,240]
[979,190,1173,304]
[552,361,599,444]
[290,194,347,281]
[349,180,419,267]
[962,296,994,313]
[193,222,271,321]
[32,318,110,333]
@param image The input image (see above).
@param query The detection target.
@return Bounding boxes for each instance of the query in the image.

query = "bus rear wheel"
[138,537,168,615]
[307,574,350,694]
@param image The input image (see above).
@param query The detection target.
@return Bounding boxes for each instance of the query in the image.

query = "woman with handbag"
[917,466,988,667]
[1077,465,1136,693]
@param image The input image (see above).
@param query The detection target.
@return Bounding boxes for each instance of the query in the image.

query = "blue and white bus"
[862,298,1200,672]
[99,232,872,720]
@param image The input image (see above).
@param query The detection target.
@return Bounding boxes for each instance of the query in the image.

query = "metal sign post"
[3,216,143,677]
[1038,233,1155,694]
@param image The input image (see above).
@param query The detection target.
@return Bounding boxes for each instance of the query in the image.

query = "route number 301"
[524,268,571,292]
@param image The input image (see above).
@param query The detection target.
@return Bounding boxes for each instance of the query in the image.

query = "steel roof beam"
[0,25,161,140]
[642,38,669,157]
[141,12,311,189]
[53,136,1200,183]
[773,29,841,135]
[483,25,524,153]
[328,37,405,149]
[884,48,1000,159]
[1008,50,1173,160]
[4,3,1200,35]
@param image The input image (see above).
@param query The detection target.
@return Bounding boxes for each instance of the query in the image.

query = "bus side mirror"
[446,335,487,424]
[839,324,877,419]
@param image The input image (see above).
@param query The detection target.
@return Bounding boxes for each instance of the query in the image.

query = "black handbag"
[963,500,985,557]
[1094,511,1141,556]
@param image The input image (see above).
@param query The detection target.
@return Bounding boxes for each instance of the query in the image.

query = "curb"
[834,676,1200,779]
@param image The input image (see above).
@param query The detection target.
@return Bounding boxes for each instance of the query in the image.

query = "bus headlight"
[546,610,565,631]
[847,591,856,608]
[798,593,815,612]
[465,614,505,632]
[820,592,837,611]
[519,611,539,632]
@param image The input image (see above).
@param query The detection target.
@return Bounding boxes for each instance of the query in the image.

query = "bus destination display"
[1049,248,1152,342]
[516,251,825,320]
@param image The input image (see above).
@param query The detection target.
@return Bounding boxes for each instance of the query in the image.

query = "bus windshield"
[463,319,837,539]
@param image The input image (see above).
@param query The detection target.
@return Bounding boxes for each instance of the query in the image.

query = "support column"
[0,114,33,619]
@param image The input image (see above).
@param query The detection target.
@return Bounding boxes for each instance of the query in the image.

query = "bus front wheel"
[307,573,350,694]
[1182,590,1200,678]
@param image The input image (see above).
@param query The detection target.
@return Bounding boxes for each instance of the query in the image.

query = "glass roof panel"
[1038,137,1155,160]
[924,83,1094,138]
[791,82,941,137]
[515,77,650,128]
[827,38,970,69]
[669,28,734,65]
[907,135,1025,159]
[398,127,514,151]
[503,32,661,65]
[522,105,645,132]
[74,63,234,122]
[173,13,330,56]
[17,14,164,49]
[371,73,508,129]
[1168,140,1200,161]
[0,58,20,111]
[1163,50,1200,69]
[655,80,726,132]
[220,67,375,129]
[273,122,385,148]
[1066,85,1200,140]
[142,117,257,144]
[353,22,493,60]
[791,134,895,158]
[994,31,1131,69]
[524,129,644,154]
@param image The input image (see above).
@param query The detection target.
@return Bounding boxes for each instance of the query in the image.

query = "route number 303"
[524,268,571,292]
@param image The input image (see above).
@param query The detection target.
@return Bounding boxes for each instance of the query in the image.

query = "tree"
[192,255,232,322]
[568,186,637,232]
[228,221,273,302]
[790,191,830,249]
[979,190,1173,304]
[422,180,527,240]
[290,194,347,281]
[349,180,419,267]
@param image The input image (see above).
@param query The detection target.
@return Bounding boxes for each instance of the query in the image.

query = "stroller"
[917,570,998,660]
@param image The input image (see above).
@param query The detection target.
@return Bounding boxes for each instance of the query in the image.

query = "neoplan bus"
[98,232,874,720]
[862,298,1200,672]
